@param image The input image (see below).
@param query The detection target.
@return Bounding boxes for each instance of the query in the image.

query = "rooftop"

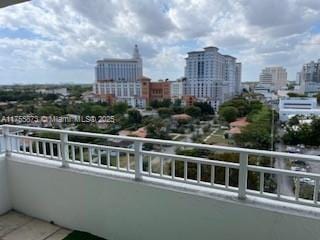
[229,117,249,128]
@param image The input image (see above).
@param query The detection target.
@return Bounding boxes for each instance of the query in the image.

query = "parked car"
[291,160,310,171]
[291,166,307,172]
[286,146,301,154]
[300,177,315,186]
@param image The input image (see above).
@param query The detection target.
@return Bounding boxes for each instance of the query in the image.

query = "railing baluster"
[314,179,319,204]
[225,167,229,188]
[171,160,175,179]
[42,142,46,156]
[107,150,110,168]
[29,141,33,155]
[36,141,40,156]
[16,138,20,153]
[295,177,300,201]
[197,162,201,183]
[116,151,120,169]
[98,149,101,166]
[260,172,264,194]
[211,165,215,186]
[50,142,54,159]
[57,143,61,160]
[23,140,26,153]
[72,145,75,162]
[80,146,84,164]
[238,153,248,200]
[148,156,152,176]
[89,148,93,165]
[184,161,188,182]
[160,157,164,177]
[126,152,130,171]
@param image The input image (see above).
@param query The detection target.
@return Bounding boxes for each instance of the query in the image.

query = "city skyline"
[0,0,320,85]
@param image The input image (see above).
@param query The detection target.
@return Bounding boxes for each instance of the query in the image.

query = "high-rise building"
[259,67,287,91]
[184,46,241,110]
[95,45,142,82]
[93,45,147,108]
[259,71,273,85]
[299,59,320,94]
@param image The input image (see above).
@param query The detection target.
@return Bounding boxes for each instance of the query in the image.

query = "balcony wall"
[0,156,11,214]
[5,154,320,240]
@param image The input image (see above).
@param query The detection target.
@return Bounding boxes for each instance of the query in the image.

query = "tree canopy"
[283,117,320,146]
[219,106,238,123]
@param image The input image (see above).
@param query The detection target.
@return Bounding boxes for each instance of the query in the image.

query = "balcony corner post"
[134,141,143,181]
[3,126,11,157]
[60,132,69,168]
[238,152,248,200]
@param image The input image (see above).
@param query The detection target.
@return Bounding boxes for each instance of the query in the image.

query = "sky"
[0,0,320,85]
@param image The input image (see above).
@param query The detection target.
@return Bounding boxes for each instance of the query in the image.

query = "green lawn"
[63,231,106,240]
[205,134,229,145]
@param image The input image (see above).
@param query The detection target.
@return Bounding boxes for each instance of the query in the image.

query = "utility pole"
[271,108,274,151]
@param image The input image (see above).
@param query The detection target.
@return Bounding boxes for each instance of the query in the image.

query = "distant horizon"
[0,79,270,87]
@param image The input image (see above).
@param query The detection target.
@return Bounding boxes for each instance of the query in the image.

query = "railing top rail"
[3,124,320,162]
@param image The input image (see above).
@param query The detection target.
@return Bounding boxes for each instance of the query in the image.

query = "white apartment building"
[299,59,320,94]
[259,67,287,91]
[184,47,241,110]
[36,87,68,97]
[254,84,273,101]
[279,97,320,122]
[170,78,186,100]
[93,45,146,108]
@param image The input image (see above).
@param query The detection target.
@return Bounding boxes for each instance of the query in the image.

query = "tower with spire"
[94,44,144,107]
[132,44,141,59]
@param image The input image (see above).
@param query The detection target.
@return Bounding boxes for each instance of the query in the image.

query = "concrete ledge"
[7,155,320,240]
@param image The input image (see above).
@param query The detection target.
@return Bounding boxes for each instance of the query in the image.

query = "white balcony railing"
[1,124,320,208]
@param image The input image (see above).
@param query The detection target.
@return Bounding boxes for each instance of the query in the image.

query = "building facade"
[279,97,320,122]
[235,63,242,94]
[184,47,241,110]
[93,45,147,108]
[299,59,320,94]
[259,67,287,91]
[140,78,171,103]
[170,78,186,101]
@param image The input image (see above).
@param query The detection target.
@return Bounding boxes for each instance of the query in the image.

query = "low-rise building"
[253,84,273,101]
[170,78,186,101]
[36,87,69,97]
[279,97,320,122]
[182,95,197,107]
[149,80,171,102]
[140,77,171,103]
[81,91,100,103]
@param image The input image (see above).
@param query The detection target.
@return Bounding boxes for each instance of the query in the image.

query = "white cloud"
[0,0,320,84]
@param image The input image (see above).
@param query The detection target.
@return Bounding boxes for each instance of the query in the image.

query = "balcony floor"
[0,211,71,240]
